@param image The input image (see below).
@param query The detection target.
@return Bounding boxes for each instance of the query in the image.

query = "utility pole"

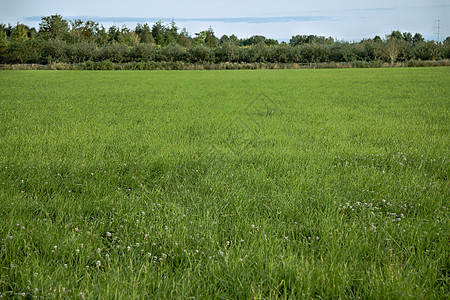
[434,20,441,43]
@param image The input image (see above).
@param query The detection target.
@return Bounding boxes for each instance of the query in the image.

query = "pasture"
[0,68,448,298]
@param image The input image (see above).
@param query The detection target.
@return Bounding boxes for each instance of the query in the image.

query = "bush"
[6,39,43,63]
[239,43,269,63]
[188,45,214,63]
[65,41,96,63]
[159,43,187,62]
[41,38,67,63]
[214,43,239,63]
[130,43,156,61]
[99,43,129,63]
[300,43,331,63]
[411,41,441,61]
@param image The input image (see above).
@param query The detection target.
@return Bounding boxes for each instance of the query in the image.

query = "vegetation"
[0,68,448,298]
[1,14,449,66]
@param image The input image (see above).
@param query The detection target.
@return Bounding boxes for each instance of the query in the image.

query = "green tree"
[390,30,403,40]
[152,20,174,46]
[0,29,9,62]
[265,38,279,46]
[160,43,186,62]
[270,44,290,63]
[130,43,155,61]
[242,42,268,62]
[100,42,129,62]
[442,37,450,59]
[402,32,413,45]
[107,26,123,43]
[69,20,101,43]
[214,42,238,62]
[135,23,154,44]
[11,23,29,41]
[41,38,68,63]
[188,45,214,63]
[0,24,12,37]
[39,14,69,40]
[66,41,96,63]
[362,39,384,61]
[412,33,424,45]
[290,35,308,46]
[411,41,440,60]
[241,35,266,46]
[121,25,139,46]
[373,35,383,43]
[95,25,109,45]
[194,27,218,47]
[301,43,330,63]
[177,28,191,47]
[7,39,42,63]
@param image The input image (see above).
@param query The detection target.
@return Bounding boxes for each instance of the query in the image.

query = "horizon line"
[24,15,334,24]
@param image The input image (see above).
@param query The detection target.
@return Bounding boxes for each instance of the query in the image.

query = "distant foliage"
[0,14,449,65]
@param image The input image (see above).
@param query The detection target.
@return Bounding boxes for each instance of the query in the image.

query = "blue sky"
[1,0,449,41]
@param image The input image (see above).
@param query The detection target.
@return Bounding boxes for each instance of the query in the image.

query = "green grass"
[0,68,449,299]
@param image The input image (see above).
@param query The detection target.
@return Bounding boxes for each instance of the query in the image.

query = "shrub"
[99,43,129,63]
[65,41,96,63]
[130,43,156,61]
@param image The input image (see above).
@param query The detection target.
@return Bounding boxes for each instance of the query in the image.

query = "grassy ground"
[0,68,448,298]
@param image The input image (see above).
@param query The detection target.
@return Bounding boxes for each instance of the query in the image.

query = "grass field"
[0,68,449,298]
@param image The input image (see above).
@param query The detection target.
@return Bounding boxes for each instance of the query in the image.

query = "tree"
[442,37,450,59]
[100,42,129,63]
[402,32,413,45]
[7,39,42,63]
[41,38,67,63]
[290,35,307,46]
[265,38,279,46]
[411,41,440,60]
[95,25,109,45]
[160,43,186,62]
[188,45,214,63]
[290,34,333,46]
[39,14,69,40]
[11,23,29,41]
[385,36,400,66]
[0,24,12,37]
[241,42,268,63]
[177,28,191,47]
[300,43,330,63]
[219,34,230,45]
[412,33,424,45]
[0,29,9,62]
[361,39,384,61]
[121,26,139,46]
[373,35,382,43]
[69,19,101,43]
[271,44,290,63]
[151,20,174,46]
[390,30,403,40]
[130,43,155,61]
[107,26,123,43]
[214,42,238,62]
[169,20,178,41]
[135,23,154,44]
[241,35,266,46]
[194,27,218,47]
[66,41,96,63]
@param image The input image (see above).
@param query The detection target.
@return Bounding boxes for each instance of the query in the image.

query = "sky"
[0,0,449,41]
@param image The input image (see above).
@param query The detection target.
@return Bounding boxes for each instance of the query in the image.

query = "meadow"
[0,68,448,298]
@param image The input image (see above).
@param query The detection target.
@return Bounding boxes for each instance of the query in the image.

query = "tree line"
[1,14,449,65]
